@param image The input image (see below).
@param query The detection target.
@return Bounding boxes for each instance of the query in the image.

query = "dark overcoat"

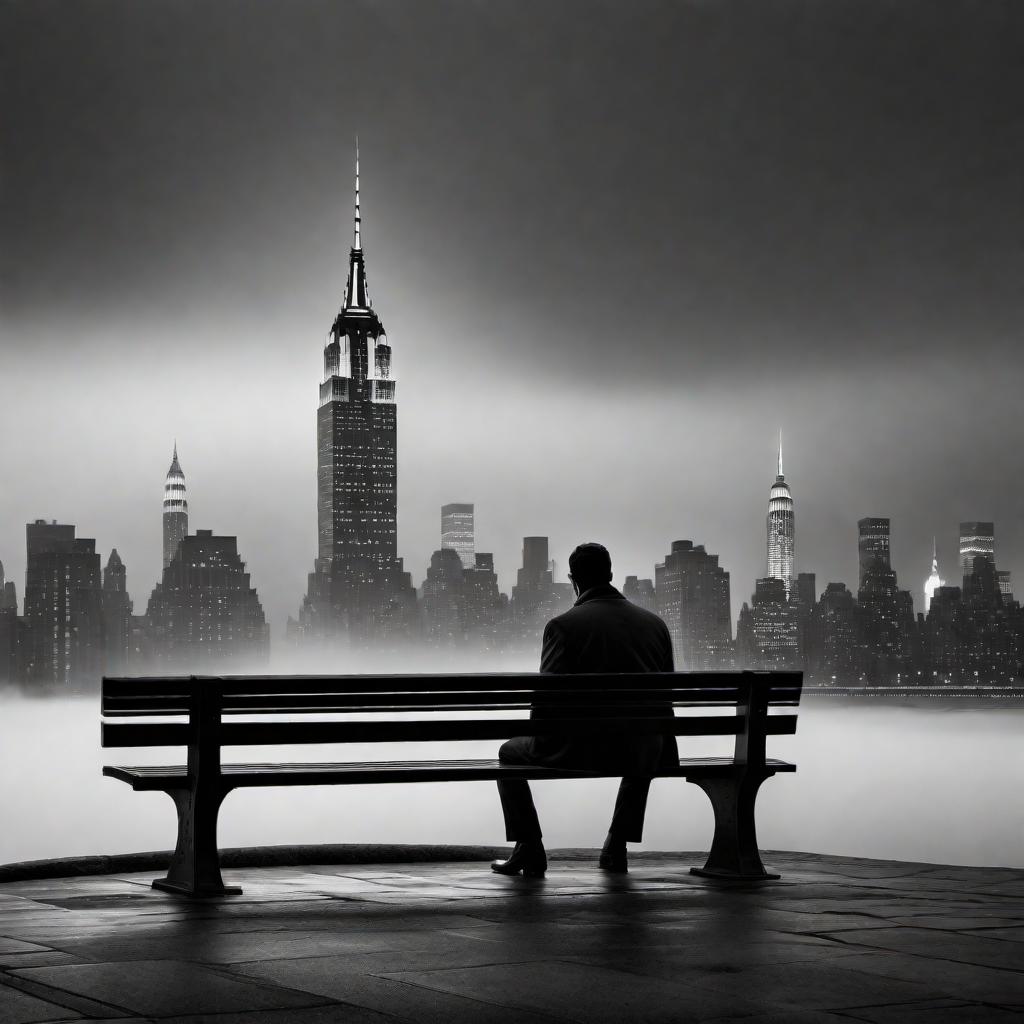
[528,583,679,774]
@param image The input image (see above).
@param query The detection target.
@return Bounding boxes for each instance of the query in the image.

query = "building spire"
[354,137,361,250]
[777,429,783,478]
[341,139,374,314]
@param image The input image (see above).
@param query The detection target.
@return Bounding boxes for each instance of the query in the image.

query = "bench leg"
[687,772,780,881]
[152,786,241,897]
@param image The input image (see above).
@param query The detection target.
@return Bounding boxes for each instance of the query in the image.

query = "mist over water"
[3,689,1021,869]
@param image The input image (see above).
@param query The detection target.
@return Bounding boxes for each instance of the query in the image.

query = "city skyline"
[3,1,1024,635]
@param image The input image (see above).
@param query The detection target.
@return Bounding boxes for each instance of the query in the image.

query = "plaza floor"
[0,850,1021,1023]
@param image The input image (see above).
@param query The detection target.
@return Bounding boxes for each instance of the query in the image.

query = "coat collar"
[574,583,625,606]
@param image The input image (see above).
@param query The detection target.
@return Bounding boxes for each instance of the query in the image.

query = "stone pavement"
[0,851,1021,1023]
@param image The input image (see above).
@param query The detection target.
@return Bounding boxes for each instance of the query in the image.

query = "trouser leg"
[496,778,543,841]
[608,777,652,843]
[496,736,543,841]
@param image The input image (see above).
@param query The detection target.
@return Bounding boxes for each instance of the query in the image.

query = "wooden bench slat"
[102,687,783,714]
[102,671,802,701]
[102,714,798,747]
[103,756,798,790]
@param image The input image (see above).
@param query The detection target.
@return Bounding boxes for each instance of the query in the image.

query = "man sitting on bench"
[491,542,678,877]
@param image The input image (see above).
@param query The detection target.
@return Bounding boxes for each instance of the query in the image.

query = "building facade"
[101,549,132,675]
[441,503,475,569]
[23,520,104,688]
[959,521,995,584]
[509,537,572,649]
[144,530,269,669]
[737,577,799,670]
[857,517,891,589]
[655,540,732,669]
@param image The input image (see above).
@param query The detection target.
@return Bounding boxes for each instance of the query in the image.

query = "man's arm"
[539,619,567,674]
[660,621,675,673]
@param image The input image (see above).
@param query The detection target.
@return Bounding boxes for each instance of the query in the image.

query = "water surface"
[2,695,1021,868]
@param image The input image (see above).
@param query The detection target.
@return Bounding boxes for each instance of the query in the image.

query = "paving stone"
[835,951,1024,1005]
[229,960,563,1023]
[381,959,777,1021]
[8,961,334,1017]
[0,982,80,1024]
[963,926,1024,943]
[820,926,1024,971]
[0,951,87,969]
[157,1008,400,1023]
[887,917,1024,931]
[842,999,1024,1023]
[704,1013,861,1024]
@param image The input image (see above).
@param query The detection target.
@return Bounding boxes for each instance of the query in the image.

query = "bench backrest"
[101,671,802,770]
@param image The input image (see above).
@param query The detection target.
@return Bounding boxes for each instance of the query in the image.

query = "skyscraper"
[923,538,945,613]
[857,517,891,589]
[736,577,799,670]
[622,575,657,613]
[766,432,795,597]
[145,530,269,669]
[462,554,508,651]
[101,549,132,674]
[163,444,188,569]
[0,558,14,684]
[655,540,732,669]
[421,548,465,646]
[510,537,572,645]
[857,518,914,685]
[441,503,475,569]
[959,522,995,583]
[23,520,103,688]
[299,146,415,641]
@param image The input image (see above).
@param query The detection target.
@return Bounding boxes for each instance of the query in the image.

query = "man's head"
[568,542,612,596]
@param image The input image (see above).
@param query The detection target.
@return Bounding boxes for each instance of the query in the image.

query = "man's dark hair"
[568,542,612,592]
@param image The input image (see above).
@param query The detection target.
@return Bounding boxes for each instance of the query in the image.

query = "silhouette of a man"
[492,542,678,876]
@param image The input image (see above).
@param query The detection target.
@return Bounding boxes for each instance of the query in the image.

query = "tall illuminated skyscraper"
[959,522,995,582]
[858,517,891,588]
[923,538,944,613]
[299,146,414,641]
[766,431,794,597]
[441,503,475,569]
[162,444,188,569]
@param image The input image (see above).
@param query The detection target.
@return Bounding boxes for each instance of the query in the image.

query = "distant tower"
[959,522,995,583]
[24,520,103,687]
[101,549,132,673]
[655,540,732,669]
[858,517,891,589]
[163,444,188,569]
[923,538,944,613]
[441,503,475,569]
[766,431,795,598]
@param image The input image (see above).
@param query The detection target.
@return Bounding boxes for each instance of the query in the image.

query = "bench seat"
[104,755,797,790]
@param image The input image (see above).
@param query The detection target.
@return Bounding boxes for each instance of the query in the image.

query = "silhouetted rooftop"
[0,849,1020,1021]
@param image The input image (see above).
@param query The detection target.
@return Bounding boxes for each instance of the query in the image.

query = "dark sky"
[3,0,1024,634]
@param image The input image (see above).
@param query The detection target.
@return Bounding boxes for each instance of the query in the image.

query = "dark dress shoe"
[599,844,628,873]
[491,841,547,877]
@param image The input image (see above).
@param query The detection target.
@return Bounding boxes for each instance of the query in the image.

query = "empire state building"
[766,432,795,598]
[298,148,415,642]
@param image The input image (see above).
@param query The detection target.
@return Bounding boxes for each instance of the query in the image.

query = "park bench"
[101,670,802,897]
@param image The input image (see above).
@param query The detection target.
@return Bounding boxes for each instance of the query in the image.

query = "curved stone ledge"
[0,844,510,882]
